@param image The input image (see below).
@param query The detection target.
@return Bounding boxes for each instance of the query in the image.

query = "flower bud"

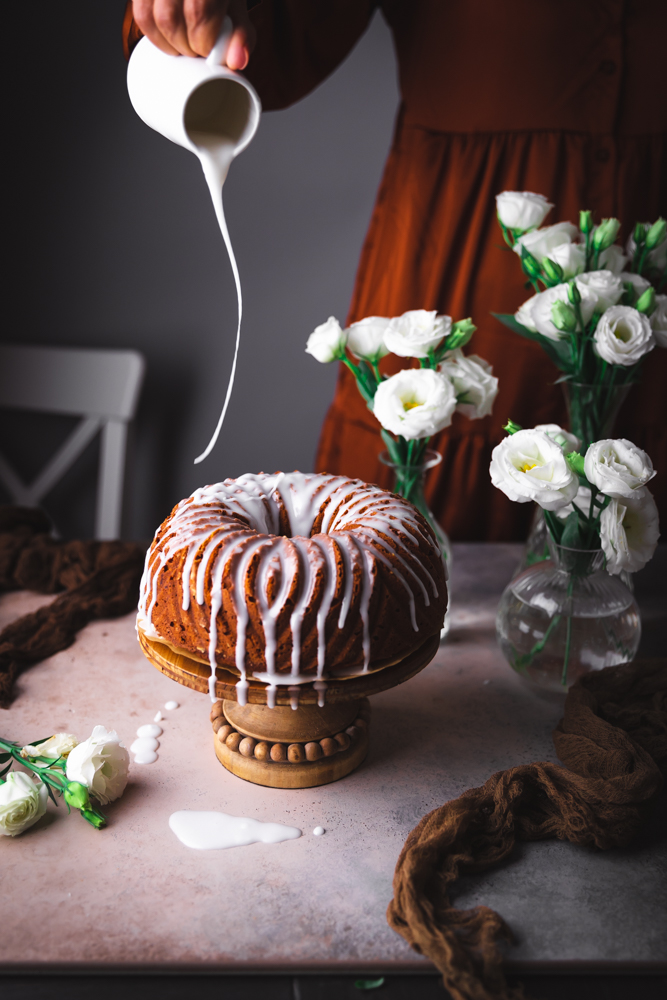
[633,222,647,245]
[81,808,106,830]
[645,218,666,251]
[593,218,621,252]
[520,247,542,278]
[635,286,656,316]
[63,781,91,811]
[503,420,522,435]
[567,280,581,305]
[541,257,564,283]
[551,300,577,333]
[579,210,593,235]
[566,452,586,477]
[444,318,476,351]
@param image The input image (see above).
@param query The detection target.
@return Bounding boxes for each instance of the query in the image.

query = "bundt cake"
[138,472,447,704]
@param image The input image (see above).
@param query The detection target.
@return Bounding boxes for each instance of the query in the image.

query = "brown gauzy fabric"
[387,659,667,1000]
[0,506,146,708]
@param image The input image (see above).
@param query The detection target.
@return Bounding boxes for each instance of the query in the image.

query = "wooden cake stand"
[138,626,440,789]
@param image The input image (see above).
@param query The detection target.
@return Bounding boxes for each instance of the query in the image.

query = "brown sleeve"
[122,1,378,111]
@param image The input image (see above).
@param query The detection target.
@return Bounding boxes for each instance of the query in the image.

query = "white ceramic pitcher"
[127,20,261,172]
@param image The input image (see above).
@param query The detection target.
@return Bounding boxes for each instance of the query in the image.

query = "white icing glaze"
[165,701,179,710]
[313,826,325,836]
[137,724,163,739]
[153,711,163,723]
[133,749,159,765]
[130,737,159,754]
[138,473,442,703]
[168,810,302,850]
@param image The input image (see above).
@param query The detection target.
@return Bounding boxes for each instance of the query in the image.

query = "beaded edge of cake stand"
[210,698,371,764]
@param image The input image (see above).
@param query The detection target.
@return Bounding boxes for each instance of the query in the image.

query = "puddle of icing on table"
[132,723,164,765]
[169,810,302,850]
[165,701,179,711]
[137,724,162,739]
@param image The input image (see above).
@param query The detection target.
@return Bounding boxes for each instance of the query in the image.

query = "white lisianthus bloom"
[438,350,499,420]
[372,368,456,439]
[513,222,578,263]
[21,733,78,761]
[0,771,48,837]
[598,244,629,275]
[549,241,586,278]
[531,282,598,341]
[575,270,624,313]
[593,305,655,366]
[619,271,651,299]
[584,438,656,500]
[66,726,130,805]
[384,310,451,359]
[600,492,660,575]
[649,238,667,272]
[345,316,390,363]
[496,191,553,231]
[305,317,347,364]
[489,429,579,511]
[535,423,581,453]
[514,294,539,332]
[650,294,667,349]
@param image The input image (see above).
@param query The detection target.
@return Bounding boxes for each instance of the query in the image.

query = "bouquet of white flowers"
[490,421,660,689]
[306,310,499,567]
[495,191,666,450]
[0,726,129,836]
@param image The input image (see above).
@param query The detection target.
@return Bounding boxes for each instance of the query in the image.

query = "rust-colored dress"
[125,0,667,540]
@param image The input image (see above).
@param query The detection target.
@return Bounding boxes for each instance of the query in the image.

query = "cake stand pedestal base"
[137,627,440,788]
[212,698,370,788]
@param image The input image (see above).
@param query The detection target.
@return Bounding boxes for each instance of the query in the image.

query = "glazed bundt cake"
[138,472,447,703]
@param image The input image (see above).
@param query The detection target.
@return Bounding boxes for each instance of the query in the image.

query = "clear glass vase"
[497,539,641,696]
[379,449,451,639]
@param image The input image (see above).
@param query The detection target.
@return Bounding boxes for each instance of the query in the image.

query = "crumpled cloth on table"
[0,506,145,708]
[388,657,667,1000]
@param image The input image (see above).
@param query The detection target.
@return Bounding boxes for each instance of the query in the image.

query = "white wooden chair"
[0,344,145,539]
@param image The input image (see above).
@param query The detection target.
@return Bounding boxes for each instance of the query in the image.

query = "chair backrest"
[0,344,144,420]
[0,344,145,539]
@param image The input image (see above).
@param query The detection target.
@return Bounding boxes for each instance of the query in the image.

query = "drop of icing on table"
[130,737,159,754]
[137,724,163,739]
[153,711,163,722]
[165,701,179,710]
[169,810,302,850]
[134,748,159,765]
[313,826,325,837]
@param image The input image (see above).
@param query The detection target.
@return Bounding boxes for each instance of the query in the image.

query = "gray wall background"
[1,1,398,540]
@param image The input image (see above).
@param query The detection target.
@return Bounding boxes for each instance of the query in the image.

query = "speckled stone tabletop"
[1,543,665,973]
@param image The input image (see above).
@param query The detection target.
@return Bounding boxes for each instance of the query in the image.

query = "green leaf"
[560,511,582,549]
[354,979,385,991]
[0,753,11,763]
[0,761,13,778]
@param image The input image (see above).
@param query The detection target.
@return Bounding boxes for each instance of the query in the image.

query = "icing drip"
[169,810,302,850]
[138,472,442,702]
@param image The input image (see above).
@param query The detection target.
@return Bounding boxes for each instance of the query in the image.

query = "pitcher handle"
[206,16,234,67]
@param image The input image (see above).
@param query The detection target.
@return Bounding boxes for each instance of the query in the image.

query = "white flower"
[620,272,651,298]
[0,771,48,837]
[576,270,624,312]
[489,429,579,511]
[535,423,581,453]
[305,317,347,364]
[21,733,78,762]
[372,368,456,440]
[650,294,667,349]
[600,492,660,575]
[598,244,629,275]
[593,306,655,366]
[649,238,667,272]
[514,294,539,332]
[549,242,586,278]
[584,438,656,500]
[531,282,598,341]
[439,350,498,420]
[66,726,130,805]
[496,191,553,231]
[345,316,390,363]
[513,222,578,264]
[384,310,451,359]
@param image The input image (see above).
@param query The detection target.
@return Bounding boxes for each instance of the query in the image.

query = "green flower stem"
[561,575,575,687]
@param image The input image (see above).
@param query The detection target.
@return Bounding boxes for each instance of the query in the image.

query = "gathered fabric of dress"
[125,0,667,540]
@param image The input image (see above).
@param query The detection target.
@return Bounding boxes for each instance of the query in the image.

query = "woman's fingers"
[132,0,255,63]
